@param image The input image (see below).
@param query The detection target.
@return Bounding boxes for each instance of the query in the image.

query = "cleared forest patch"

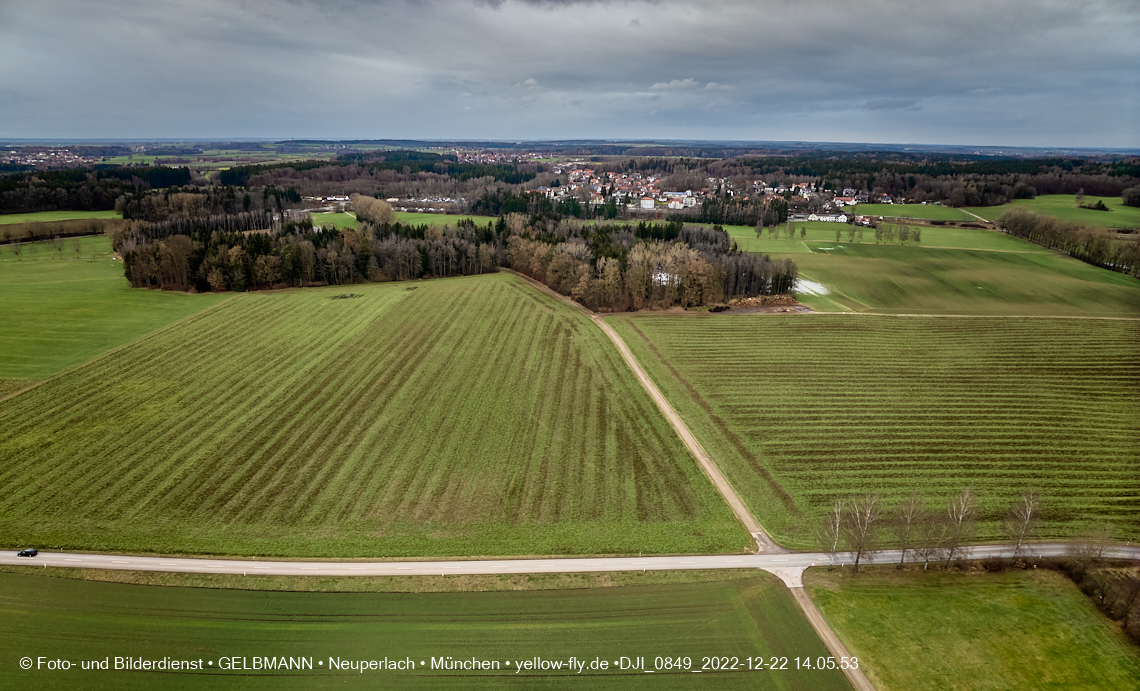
[0,272,747,558]
[609,314,1140,548]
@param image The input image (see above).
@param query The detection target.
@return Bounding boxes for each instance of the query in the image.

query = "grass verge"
[806,565,1140,690]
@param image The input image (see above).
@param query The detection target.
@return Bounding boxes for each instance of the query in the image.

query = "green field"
[852,204,975,221]
[0,272,747,558]
[394,211,496,227]
[808,567,1140,690]
[0,237,227,387]
[0,209,122,225]
[310,211,359,230]
[608,315,1140,547]
[783,242,1140,316]
[0,572,846,690]
[728,222,1044,256]
[965,194,1140,229]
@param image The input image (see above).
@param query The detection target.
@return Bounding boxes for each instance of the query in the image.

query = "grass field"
[608,315,1140,547]
[394,211,496,227]
[965,194,1140,229]
[310,211,359,230]
[807,567,1140,690]
[0,272,747,558]
[0,237,227,386]
[0,209,122,225]
[852,204,975,221]
[0,572,846,690]
[727,222,1045,256]
[782,242,1140,316]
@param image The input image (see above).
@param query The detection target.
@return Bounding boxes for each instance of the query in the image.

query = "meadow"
[394,211,495,226]
[807,567,1140,690]
[0,272,747,558]
[965,194,1140,229]
[726,221,1045,256]
[0,209,123,225]
[782,242,1140,316]
[310,211,359,230]
[0,237,226,389]
[608,314,1140,548]
[0,572,846,690]
[852,203,975,221]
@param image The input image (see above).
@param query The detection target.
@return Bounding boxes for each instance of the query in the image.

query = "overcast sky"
[2,0,1137,147]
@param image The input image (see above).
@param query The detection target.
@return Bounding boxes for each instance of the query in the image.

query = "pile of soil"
[728,295,798,307]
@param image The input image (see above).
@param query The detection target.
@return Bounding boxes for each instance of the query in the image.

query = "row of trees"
[817,488,1042,571]
[999,208,1140,276]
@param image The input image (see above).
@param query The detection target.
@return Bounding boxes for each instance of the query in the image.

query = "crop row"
[609,314,1140,547]
[0,273,747,557]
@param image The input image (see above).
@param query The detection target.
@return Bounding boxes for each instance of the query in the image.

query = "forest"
[112,203,797,310]
[0,166,191,214]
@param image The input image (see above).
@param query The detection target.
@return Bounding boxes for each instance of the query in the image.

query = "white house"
[640,197,655,210]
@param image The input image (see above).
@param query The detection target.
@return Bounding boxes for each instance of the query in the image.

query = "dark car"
[16,548,38,557]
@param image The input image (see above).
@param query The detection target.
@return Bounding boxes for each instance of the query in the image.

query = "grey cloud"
[860,98,923,112]
[0,0,1136,145]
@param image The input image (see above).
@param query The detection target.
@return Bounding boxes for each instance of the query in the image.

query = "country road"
[6,543,1134,581]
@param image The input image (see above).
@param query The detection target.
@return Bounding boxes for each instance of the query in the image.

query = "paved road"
[6,543,1136,581]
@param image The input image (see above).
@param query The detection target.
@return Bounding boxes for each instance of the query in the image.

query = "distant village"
[523,159,933,224]
[4,148,95,168]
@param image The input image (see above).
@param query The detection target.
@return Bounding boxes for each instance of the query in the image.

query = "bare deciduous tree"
[895,492,925,565]
[916,511,951,570]
[844,493,882,572]
[1002,490,1041,557]
[945,488,977,567]
[10,242,22,260]
[817,498,845,559]
[1067,524,1114,572]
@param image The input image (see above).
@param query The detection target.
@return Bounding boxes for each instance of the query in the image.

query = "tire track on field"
[499,269,782,552]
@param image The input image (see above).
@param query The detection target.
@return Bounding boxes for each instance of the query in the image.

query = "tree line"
[115,186,302,222]
[818,488,1045,571]
[999,208,1140,277]
[0,166,188,214]
[112,200,797,310]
